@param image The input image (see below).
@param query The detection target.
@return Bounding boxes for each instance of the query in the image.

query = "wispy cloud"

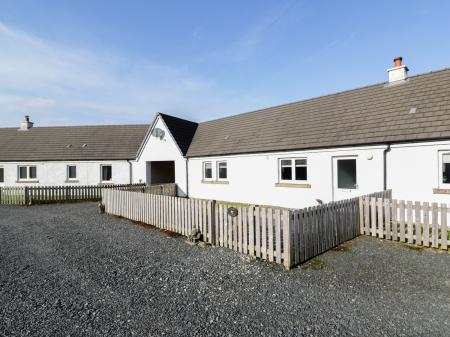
[0,21,266,126]
[203,0,300,63]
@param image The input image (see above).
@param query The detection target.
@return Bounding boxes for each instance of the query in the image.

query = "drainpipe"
[185,158,189,197]
[383,144,391,191]
[127,160,133,184]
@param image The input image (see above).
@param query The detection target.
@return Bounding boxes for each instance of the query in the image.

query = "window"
[217,161,227,180]
[279,158,307,182]
[442,154,450,184]
[0,167,3,183]
[18,166,37,180]
[203,162,212,180]
[101,165,112,182]
[337,159,357,189]
[67,165,77,180]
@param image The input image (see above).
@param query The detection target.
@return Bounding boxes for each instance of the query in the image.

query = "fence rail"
[0,183,150,205]
[360,196,449,250]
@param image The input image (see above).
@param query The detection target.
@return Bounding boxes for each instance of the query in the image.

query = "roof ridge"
[199,66,450,125]
[0,123,150,130]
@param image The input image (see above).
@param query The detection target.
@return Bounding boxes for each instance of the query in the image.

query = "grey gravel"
[1,203,449,337]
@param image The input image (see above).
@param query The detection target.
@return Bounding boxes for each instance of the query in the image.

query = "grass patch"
[301,258,327,270]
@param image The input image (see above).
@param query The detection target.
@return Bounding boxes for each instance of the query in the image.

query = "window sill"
[15,180,39,184]
[275,182,311,189]
[99,182,114,186]
[65,180,79,183]
[433,188,450,195]
[201,180,229,185]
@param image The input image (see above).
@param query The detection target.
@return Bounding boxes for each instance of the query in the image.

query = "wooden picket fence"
[0,183,146,205]
[102,189,215,241]
[214,203,291,266]
[102,189,393,268]
[360,196,449,250]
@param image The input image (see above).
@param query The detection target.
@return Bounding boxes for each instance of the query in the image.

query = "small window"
[67,165,77,180]
[217,161,227,180]
[101,165,112,182]
[0,167,4,183]
[337,159,357,189]
[203,162,212,180]
[18,166,37,180]
[442,154,450,184]
[280,158,307,182]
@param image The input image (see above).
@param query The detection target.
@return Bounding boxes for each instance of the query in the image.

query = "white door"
[332,156,359,201]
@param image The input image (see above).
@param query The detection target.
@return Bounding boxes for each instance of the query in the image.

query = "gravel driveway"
[0,203,449,337]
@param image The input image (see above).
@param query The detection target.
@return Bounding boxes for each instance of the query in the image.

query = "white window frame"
[217,161,228,181]
[278,158,308,183]
[100,164,113,183]
[438,151,450,188]
[0,166,4,183]
[17,165,37,181]
[203,161,213,181]
[67,165,77,181]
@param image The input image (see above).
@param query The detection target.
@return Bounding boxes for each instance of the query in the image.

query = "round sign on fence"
[227,206,238,217]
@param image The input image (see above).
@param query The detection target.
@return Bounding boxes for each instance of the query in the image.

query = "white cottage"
[0,116,149,186]
[3,58,450,209]
[135,58,450,208]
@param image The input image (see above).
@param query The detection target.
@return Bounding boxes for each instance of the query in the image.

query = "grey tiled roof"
[186,68,450,157]
[0,124,150,161]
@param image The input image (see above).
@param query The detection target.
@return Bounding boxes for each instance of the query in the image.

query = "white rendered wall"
[387,140,450,203]
[188,145,386,209]
[0,160,131,186]
[133,116,188,196]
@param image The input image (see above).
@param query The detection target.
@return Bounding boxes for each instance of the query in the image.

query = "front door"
[332,156,358,201]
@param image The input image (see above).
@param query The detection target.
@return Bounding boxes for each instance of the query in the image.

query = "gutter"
[383,144,391,191]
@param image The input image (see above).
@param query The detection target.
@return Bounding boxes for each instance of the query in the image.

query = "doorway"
[332,156,358,200]
[146,161,175,184]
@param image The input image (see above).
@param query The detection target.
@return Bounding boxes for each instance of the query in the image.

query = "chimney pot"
[394,57,403,67]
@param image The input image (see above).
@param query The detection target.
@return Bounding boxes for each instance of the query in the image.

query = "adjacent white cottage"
[0,117,148,186]
[2,58,450,209]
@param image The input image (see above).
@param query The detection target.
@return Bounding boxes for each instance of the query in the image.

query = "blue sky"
[1,0,450,127]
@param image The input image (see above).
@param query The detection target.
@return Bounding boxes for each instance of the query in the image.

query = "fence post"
[209,200,216,245]
[283,210,292,270]
[24,187,29,205]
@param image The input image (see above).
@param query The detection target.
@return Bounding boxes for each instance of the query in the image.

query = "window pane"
[281,159,291,166]
[281,166,292,180]
[218,162,227,179]
[19,166,27,179]
[295,166,307,181]
[0,168,3,183]
[204,163,212,179]
[443,163,450,183]
[295,159,307,166]
[29,166,37,179]
[102,166,112,181]
[337,159,357,189]
[443,154,450,163]
[68,166,77,179]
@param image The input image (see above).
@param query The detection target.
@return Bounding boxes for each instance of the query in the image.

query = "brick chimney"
[387,56,408,83]
[19,115,33,130]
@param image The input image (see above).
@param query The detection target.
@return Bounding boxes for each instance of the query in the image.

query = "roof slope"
[187,68,450,157]
[159,113,198,155]
[0,124,149,161]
